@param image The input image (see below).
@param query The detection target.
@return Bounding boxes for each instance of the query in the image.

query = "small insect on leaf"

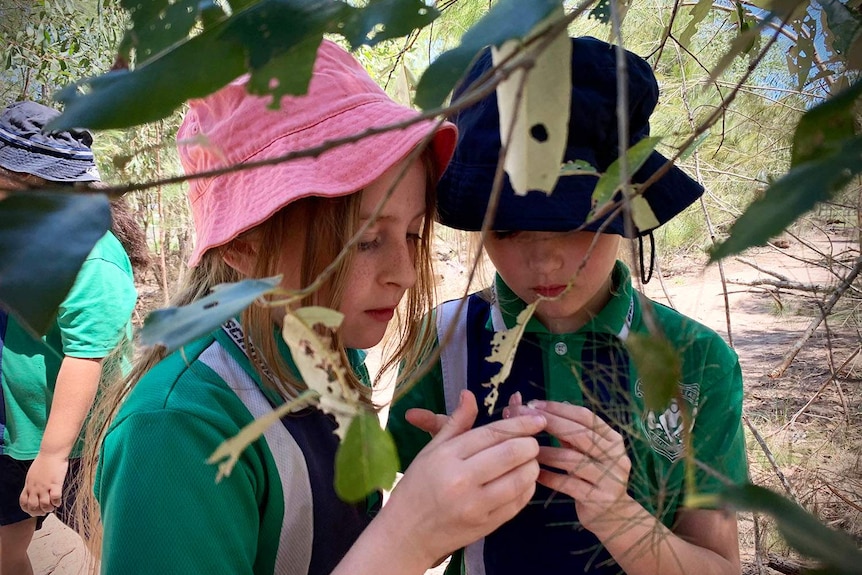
[281,306,359,440]
[483,302,538,414]
[559,159,598,177]
[624,332,681,413]
[334,411,399,502]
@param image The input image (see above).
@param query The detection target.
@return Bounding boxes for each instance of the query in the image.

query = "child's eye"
[357,237,380,251]
[407,232,421,243]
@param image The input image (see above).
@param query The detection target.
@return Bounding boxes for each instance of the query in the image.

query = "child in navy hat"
[389,37,747,575]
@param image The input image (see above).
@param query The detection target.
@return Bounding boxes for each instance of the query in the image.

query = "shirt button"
[554,342,567,355]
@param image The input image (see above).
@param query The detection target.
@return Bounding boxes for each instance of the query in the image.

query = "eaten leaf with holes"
[483,302,537,414]
[492,5,570,196]
[281,306,360,440]
[208,390,319,482]
[334,411,399,502]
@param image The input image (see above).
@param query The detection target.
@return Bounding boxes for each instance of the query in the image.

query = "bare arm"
[332,391,547,575]
[20,356,102,516]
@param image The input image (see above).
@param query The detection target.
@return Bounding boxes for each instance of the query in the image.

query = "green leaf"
[818,0,862,61]
[718,484,862,574]
[708,21,762,83]
[588,0,611,23]
[710,135,862,261]
[120,0,216,63]
[334,411,399,503]
[624,331,681,413]
[51,20,247,131]
[339,0,438,48]
[678,131,709,162]
[140,276,281,352]
[591,136,662,209]
[414,0,562,110]
[0,191,110,337]
[559,159,599,177]
[678,0,713,48]
[791,78,862,167]
[52,0,442,131]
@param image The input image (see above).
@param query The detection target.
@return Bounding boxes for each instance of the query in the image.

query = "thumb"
[427,390,478,445]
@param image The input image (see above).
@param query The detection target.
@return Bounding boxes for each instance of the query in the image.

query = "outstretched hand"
[385,390,546,566]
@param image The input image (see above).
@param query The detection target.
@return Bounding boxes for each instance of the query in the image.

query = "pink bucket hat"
[178,39,457,267]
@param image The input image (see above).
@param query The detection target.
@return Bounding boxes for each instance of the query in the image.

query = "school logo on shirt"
[635,381,700,462]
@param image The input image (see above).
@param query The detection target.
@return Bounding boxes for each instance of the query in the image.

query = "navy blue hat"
[437,36,703,237]
[0,101,100,183]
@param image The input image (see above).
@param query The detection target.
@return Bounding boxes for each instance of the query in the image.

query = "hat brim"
[186,101,456,266]
[0,143,100,183]
[437,147,702,238]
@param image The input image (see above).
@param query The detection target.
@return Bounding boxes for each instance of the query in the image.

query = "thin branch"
[742,413,798,504]
[768,345,860,437]
[769,256,862,378]
[726,277,834,294]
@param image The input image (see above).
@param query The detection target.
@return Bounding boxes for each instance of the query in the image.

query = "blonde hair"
[78,149,440,562]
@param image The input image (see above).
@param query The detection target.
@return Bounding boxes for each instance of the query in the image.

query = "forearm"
[39,356,102,458]
[588,498,739,575]
[331,501,434,575]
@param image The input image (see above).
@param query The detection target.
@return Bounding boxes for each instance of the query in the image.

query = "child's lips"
[533,285,566,298]
[366,308,395,322]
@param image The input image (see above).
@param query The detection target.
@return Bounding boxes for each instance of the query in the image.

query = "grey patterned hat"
[0,101,100,183]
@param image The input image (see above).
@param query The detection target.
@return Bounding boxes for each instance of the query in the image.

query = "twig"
[653,254,676,310]
[769,256,862,378]
[727,278,834,294]
[753,513,765,575]
[824,481,862,514]
[766,553,807,575]
[742,413,798,504]
[734,258,791,281]
[673,41,733,345]
[768,345,861,437]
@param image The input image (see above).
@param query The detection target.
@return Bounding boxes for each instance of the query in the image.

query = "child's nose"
[527,242,564,274]
[383,240,417,289]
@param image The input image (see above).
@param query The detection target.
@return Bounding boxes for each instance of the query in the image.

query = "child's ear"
[221,238,259,276]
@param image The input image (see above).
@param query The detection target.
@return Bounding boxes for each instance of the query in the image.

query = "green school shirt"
[1,231,136,459]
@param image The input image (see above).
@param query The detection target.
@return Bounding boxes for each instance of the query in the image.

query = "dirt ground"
[29,231,861,574]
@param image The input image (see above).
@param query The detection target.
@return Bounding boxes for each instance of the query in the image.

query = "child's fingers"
[452,413,546,461]
[426,390,478,445]
[529,401,621,447]
[405,408,449,437]
[472,459,540,522]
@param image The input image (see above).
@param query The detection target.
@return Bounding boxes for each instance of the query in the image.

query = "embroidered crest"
[635,380,700,461]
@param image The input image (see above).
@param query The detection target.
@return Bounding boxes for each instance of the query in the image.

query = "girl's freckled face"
[338,158,427,349]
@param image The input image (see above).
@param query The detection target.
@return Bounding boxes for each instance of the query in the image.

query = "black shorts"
[0,454,82,530]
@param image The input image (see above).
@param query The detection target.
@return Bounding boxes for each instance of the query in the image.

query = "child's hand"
[20,452,68,516]
[526,400,633,533]
[385,390,546,565]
